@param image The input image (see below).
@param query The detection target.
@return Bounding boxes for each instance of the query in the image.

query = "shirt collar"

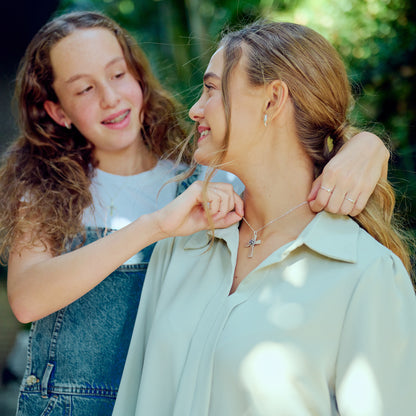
[184,211,359,264]
[298,211,359,263]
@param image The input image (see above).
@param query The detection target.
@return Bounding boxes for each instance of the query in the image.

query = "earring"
[263,113,268,127]
[64,121,71,129]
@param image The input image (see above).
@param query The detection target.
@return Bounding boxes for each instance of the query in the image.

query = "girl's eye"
[77,86,93,95]
[204,83,214,91]
[114,72,125,79]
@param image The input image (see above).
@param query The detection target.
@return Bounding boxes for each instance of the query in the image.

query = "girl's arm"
[309,132,389,216]
[7,181,243,323]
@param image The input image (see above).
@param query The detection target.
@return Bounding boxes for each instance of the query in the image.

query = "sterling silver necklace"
[242,201,308,258]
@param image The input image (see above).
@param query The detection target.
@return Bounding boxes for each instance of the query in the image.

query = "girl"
[113,21,416,416]
[0,11,389,416]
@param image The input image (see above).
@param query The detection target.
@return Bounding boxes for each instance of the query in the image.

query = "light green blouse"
[113,212,416,416]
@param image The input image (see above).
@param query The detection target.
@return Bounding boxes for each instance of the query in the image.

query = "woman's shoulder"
[354,221,406,269]
[345,219,413,296]
[306,212,410,281]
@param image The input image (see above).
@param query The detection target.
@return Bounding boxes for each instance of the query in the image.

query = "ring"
[320,185,333,193]
[345,197,355,203]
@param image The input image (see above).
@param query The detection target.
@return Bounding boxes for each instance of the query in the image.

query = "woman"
[113,21,416,416]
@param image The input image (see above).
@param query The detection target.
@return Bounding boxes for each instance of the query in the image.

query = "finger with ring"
[320,185,333,193]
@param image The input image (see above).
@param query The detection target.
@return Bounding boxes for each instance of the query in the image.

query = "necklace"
[242,201,308,258]
[103,179,130,218]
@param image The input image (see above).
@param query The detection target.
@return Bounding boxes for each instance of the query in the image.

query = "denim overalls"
[15,172,198,416]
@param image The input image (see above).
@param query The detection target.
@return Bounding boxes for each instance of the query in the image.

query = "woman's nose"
[189,97,204,121]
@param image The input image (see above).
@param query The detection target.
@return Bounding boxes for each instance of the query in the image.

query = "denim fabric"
[15,170,200,416]
[17,391,116,416]
[16,228,154,416]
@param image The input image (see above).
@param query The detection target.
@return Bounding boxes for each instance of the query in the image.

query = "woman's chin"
[193,149,212,167]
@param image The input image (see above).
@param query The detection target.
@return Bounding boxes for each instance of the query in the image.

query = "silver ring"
[320,185,333,193]
[345,197,355,203]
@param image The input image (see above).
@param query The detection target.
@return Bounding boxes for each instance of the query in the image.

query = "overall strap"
[41,308,67,397]
[175,165,202,197]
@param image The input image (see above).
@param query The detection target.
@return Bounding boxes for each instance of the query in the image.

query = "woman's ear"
[265,80,289,121]
[44,100,71,128]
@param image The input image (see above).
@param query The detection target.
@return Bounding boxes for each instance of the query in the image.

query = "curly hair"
[0,11,192,262]
[197,21,412,273]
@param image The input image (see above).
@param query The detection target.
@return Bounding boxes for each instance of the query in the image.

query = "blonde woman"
[113,21,416,416]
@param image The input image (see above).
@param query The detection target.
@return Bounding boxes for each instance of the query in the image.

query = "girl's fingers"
[308,176,335,213]
[338,192,359,215]
[204,183,240,217]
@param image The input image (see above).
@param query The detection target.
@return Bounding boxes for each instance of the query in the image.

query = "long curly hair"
[195,21,412,273]
[0,11,192,262]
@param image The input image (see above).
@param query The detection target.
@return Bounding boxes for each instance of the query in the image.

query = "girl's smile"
[101,109,131,128]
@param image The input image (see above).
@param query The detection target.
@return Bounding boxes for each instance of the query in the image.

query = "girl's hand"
[154,181,244,237]
[308,132,389,216]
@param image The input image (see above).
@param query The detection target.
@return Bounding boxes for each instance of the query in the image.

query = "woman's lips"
[198,127,210,142]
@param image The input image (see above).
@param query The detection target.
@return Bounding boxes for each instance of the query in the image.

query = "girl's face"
[189,47,266,169]
[44,28,144,159]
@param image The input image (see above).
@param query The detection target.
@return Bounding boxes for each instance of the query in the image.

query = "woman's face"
[44,28,144,158]
[189,46,266,169]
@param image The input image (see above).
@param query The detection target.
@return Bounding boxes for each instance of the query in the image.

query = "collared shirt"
[113,212,416,416]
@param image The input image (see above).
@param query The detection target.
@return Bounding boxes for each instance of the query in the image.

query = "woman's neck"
[231,151,316,289]
[241,177,314,240]
[231,156,316,294]
[237,137,315,229]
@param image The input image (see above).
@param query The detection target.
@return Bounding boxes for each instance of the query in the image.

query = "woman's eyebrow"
[203,72,220,83]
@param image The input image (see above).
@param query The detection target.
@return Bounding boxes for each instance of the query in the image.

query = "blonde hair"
[0,11,192,262]
[196,20,412,272]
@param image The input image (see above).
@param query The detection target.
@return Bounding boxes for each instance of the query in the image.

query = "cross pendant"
[109,203,115,217]
[246,232,261,258]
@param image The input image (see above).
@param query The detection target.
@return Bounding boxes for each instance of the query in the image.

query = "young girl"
[0,11,389,416]
[113,21,416,416]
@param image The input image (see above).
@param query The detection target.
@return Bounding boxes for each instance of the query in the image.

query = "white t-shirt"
[83,160,244,230]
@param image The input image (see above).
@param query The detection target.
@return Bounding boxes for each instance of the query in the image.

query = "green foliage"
[57,0,416,236]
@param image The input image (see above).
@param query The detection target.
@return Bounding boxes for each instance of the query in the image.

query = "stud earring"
[263,114,268,127]
[64,121,71,129]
